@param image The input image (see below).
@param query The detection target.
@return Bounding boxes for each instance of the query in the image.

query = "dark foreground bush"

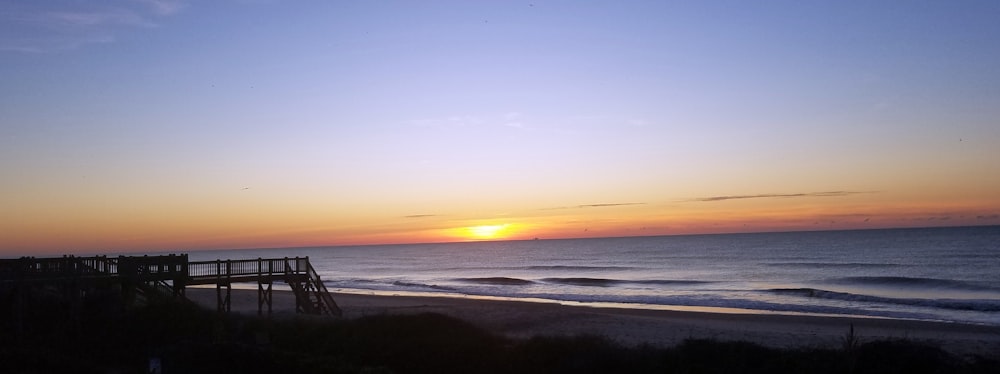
[1,302,998,374]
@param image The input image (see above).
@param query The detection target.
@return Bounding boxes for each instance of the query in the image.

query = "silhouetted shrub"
[2,300,998,374]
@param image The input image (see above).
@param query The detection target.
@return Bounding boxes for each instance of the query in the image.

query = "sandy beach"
[185,288,1000,358]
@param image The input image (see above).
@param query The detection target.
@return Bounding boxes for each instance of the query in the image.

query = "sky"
[2,1,999,255]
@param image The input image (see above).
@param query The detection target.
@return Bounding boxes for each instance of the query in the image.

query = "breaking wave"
[542,277,712,288]
[454,277,535,286]
[826,276,1000,292]
[771,288,1000,312]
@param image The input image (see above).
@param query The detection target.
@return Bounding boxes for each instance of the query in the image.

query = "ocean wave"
[495,292,937,321]
[771,288,1000,312]
[324,280,974,323]
[329,277,707,290]
[542,277,712,288]
[391,281,456,291]
[543,277,621,287]
[631,279,713,286]
[826,276,1000,292]
[526,265,637,271]
[439,265,639,272]
[454,277,535,286]
[765,262,906,268]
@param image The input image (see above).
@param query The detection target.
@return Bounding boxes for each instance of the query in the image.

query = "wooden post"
[175,254,188,299]
[258,280,272,316]
[216,283,231,313]
[257,257,272,316]
[12,259,26,339]
[119,256,136,307]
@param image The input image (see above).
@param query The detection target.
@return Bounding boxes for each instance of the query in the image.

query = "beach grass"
[2,296,999,374]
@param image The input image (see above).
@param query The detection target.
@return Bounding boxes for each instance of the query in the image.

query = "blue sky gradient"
[2,1,999,253]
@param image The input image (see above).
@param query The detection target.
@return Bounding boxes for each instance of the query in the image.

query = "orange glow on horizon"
[2,197,998,255]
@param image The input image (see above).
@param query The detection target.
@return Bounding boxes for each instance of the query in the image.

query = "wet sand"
[185,288,1000,358]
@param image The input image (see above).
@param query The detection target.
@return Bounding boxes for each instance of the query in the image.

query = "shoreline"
[185,288,1000,358]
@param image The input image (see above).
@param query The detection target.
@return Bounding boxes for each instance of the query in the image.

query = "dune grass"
[2,297,998,374]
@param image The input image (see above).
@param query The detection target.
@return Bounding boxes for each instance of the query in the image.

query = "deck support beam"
[216,283,231,313]
[257,279,272,316]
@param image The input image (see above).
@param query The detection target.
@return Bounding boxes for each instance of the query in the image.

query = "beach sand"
[184,288,1000,358]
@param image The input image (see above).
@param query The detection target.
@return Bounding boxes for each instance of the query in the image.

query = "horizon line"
[20,223,996,257]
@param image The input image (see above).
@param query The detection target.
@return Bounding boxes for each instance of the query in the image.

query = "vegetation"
[1,299,998,374]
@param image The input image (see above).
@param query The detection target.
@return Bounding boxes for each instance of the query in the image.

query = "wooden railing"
[1,255,120,282]
[0,255,193,281]
[1,254,341,317]
[188,257,307,279]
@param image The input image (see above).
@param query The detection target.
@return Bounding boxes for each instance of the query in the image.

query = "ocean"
[187,226,1000,325]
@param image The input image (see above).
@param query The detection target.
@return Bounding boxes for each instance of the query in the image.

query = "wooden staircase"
[287,258,342,316]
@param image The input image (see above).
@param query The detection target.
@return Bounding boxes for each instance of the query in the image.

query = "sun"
[466,224,510,240]
[445,223,520,241]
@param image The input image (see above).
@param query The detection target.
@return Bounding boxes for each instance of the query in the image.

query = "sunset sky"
[2,1,999,255]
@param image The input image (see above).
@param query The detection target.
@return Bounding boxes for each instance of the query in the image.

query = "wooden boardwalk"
[0,254,342,320]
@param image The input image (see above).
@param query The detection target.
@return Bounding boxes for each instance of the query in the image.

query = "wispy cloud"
[405,112,532,130]
[541,203,645,211]
[403,214,438,219]
[684,191,872,203]
[925,216,952,221]
[1,1,186,53]
[406,115,483,128]
[578,203,645,208]
[502,112,525,128]
[627,118,649,127]
[134,0,187,16]
[49,10,148,27]
[0,34,117,53]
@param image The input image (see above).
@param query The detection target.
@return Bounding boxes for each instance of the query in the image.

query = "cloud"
[627,119,649,127]
[406,115,484,128]
[925,216,952,221]
[541,203,645,211]
[502,112,526,128]
[1,1,186,53]
[403,214,437,219]
[684,191,871,202]
[134,0,187,16]
[577,203,645,208]
[406,112,532,130]
[0,34,117,53]
[48,9,151,27]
